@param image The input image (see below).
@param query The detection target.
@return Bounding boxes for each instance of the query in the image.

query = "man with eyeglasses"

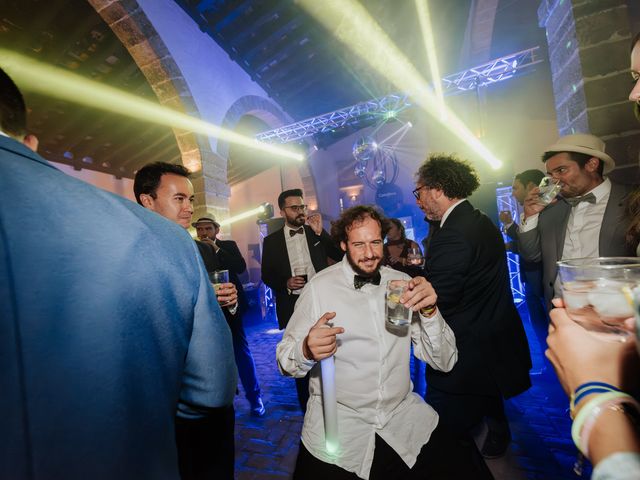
[261,188,343,412]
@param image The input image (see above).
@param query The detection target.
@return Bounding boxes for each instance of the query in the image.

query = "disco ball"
[353,161,367,178]
[352,136,378,162]
[372,169,386,186]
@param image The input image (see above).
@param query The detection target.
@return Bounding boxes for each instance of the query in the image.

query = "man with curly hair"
[277,205,492,479]
[414,154,532,461]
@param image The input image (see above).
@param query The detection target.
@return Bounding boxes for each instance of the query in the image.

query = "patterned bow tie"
[289,227,304,237]
[564,192,596,207]
[354,272,381,289]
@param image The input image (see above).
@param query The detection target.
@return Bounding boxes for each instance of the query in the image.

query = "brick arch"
[88,0,203,172]
[218,94,321,212]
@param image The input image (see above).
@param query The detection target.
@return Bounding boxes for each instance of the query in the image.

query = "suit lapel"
[600,181,626,255]
[304,225,323,270]
[554,202,571,261]
[277,228,293,277]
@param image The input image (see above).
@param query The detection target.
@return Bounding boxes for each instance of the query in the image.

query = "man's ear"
[340,240,347,252]
[139,193,154,209]
[22,134,39,152]
[585,156,600,173]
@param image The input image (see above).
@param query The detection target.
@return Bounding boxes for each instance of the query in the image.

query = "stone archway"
[217,94,321,213]
[88,0,204,173]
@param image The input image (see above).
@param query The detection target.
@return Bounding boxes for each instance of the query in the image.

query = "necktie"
[564,192,596,207]
[289,227,304,237]
[354,272,381,289]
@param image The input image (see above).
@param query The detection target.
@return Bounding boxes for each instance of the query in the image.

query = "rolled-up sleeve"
[276,285,317,378]
[411,309,457,372]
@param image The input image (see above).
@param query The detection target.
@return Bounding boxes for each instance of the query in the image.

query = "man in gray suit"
[518,134,635,308]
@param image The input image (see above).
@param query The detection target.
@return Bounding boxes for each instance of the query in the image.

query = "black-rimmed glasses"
[284,204,307,212]
[412,185,427,200]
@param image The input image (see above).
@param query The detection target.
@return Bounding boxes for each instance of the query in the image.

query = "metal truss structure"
[255,94,410,143]
[496,186,525,304]
[256,46,542,144]
[441,46,542,94]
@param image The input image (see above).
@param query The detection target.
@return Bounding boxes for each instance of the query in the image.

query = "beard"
[346,249,383,277]
[288,214,306,227]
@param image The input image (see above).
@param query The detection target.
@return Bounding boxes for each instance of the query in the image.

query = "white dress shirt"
[284,224,317,294]
[276,256,458,479]
[561,178,610,260]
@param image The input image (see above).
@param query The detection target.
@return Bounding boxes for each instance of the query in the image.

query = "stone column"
[538,0,639,179]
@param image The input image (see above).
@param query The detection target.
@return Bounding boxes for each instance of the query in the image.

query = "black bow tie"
[289,227,304,237]
[354,272,381,289]
[564,192,596,207]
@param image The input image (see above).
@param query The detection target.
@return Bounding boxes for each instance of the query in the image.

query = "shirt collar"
[586,177,611,203]
[340,255,388,291]
[440,199,467,227]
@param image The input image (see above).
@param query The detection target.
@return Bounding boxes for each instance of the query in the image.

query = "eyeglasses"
[412,185,428,200]
[284,204,307,212]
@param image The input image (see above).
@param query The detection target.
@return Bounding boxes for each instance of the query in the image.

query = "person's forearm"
[589,406,640,465]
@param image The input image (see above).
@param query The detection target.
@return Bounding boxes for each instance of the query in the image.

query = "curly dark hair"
[415,153,480,199]
[330,205,390,245]
[133,161,191,205]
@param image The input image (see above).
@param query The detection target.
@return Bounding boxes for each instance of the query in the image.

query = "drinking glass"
[385,280,412,327]
[293,266,308,283]
[537,176,562,206]
[406,248,424,267]
[557,257,640,341]
[208,269,229,294]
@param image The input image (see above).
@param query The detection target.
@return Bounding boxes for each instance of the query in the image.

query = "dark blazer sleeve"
[261,233,289,294]
[216,240,246,275]
[427,227,473,311]
[317,228,344,262]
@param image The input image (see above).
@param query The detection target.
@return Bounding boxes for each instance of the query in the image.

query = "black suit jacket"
[425,201,531,398]
[196,239,248,314]
[261,225,343,329]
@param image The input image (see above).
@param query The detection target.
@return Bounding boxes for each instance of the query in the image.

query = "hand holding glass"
[208,270,229,293]
[385,280,412,327]
[557,257,640,341]
[537,176,561,206]
[406,248,424,267]
[294,267,308,283]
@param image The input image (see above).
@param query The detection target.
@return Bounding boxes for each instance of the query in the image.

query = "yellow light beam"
[415,0,445,114]
[0,49,304,167]
[218,205,265,227]
[298,0,502,169]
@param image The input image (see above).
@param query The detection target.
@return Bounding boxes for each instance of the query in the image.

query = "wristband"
[579,397,640,458]
[419,304,437,317]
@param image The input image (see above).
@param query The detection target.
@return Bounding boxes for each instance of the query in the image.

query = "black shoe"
[250,397,266,417]
[480,429,511,459]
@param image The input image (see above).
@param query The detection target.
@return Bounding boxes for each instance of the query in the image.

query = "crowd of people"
[3,31,640,480]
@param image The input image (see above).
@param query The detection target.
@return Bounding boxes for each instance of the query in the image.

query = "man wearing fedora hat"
[192,214,266,418]
[518,133,636,308]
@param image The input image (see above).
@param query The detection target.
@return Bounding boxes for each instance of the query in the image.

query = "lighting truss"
[495,186,525,303]
[256,46,542,144]
[255,94,410,143]
[441,46,542,94]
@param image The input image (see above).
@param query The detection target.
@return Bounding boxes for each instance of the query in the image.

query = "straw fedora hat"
[191,213,220,228]
[544,133,615,174]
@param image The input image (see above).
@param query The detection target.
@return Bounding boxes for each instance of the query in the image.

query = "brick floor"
[232,303,586,479]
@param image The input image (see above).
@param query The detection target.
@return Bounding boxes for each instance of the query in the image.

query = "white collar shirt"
[276,256,458,479]
[284,224,317,292]
[439,199,467,227]
[561,177,611,261]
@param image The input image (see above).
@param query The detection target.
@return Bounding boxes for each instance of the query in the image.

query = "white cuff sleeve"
[519,212,539,233]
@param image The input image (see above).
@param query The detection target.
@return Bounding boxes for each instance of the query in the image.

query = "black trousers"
[293,423,494,480]
[175,405,235,480]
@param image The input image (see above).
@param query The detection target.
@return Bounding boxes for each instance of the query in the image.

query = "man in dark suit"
[1,67,236,479]
[414,154,532,461]
[261,188,343,411]
[193,214,265,417]
[499,169,548,350]
[518,134,636,309]
[134,162,239,480]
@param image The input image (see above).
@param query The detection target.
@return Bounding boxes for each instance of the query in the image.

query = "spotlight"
[257,202,274,221]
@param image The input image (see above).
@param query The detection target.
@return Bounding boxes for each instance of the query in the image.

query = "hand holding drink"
[208,270,237,307]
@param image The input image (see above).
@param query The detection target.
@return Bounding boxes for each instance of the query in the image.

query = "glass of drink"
[293,266,308,283]
[557,257,640,341]
[385,280,412,327]
[406,248,424,267]
[209,269,229,294]
[537,176,562,206]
